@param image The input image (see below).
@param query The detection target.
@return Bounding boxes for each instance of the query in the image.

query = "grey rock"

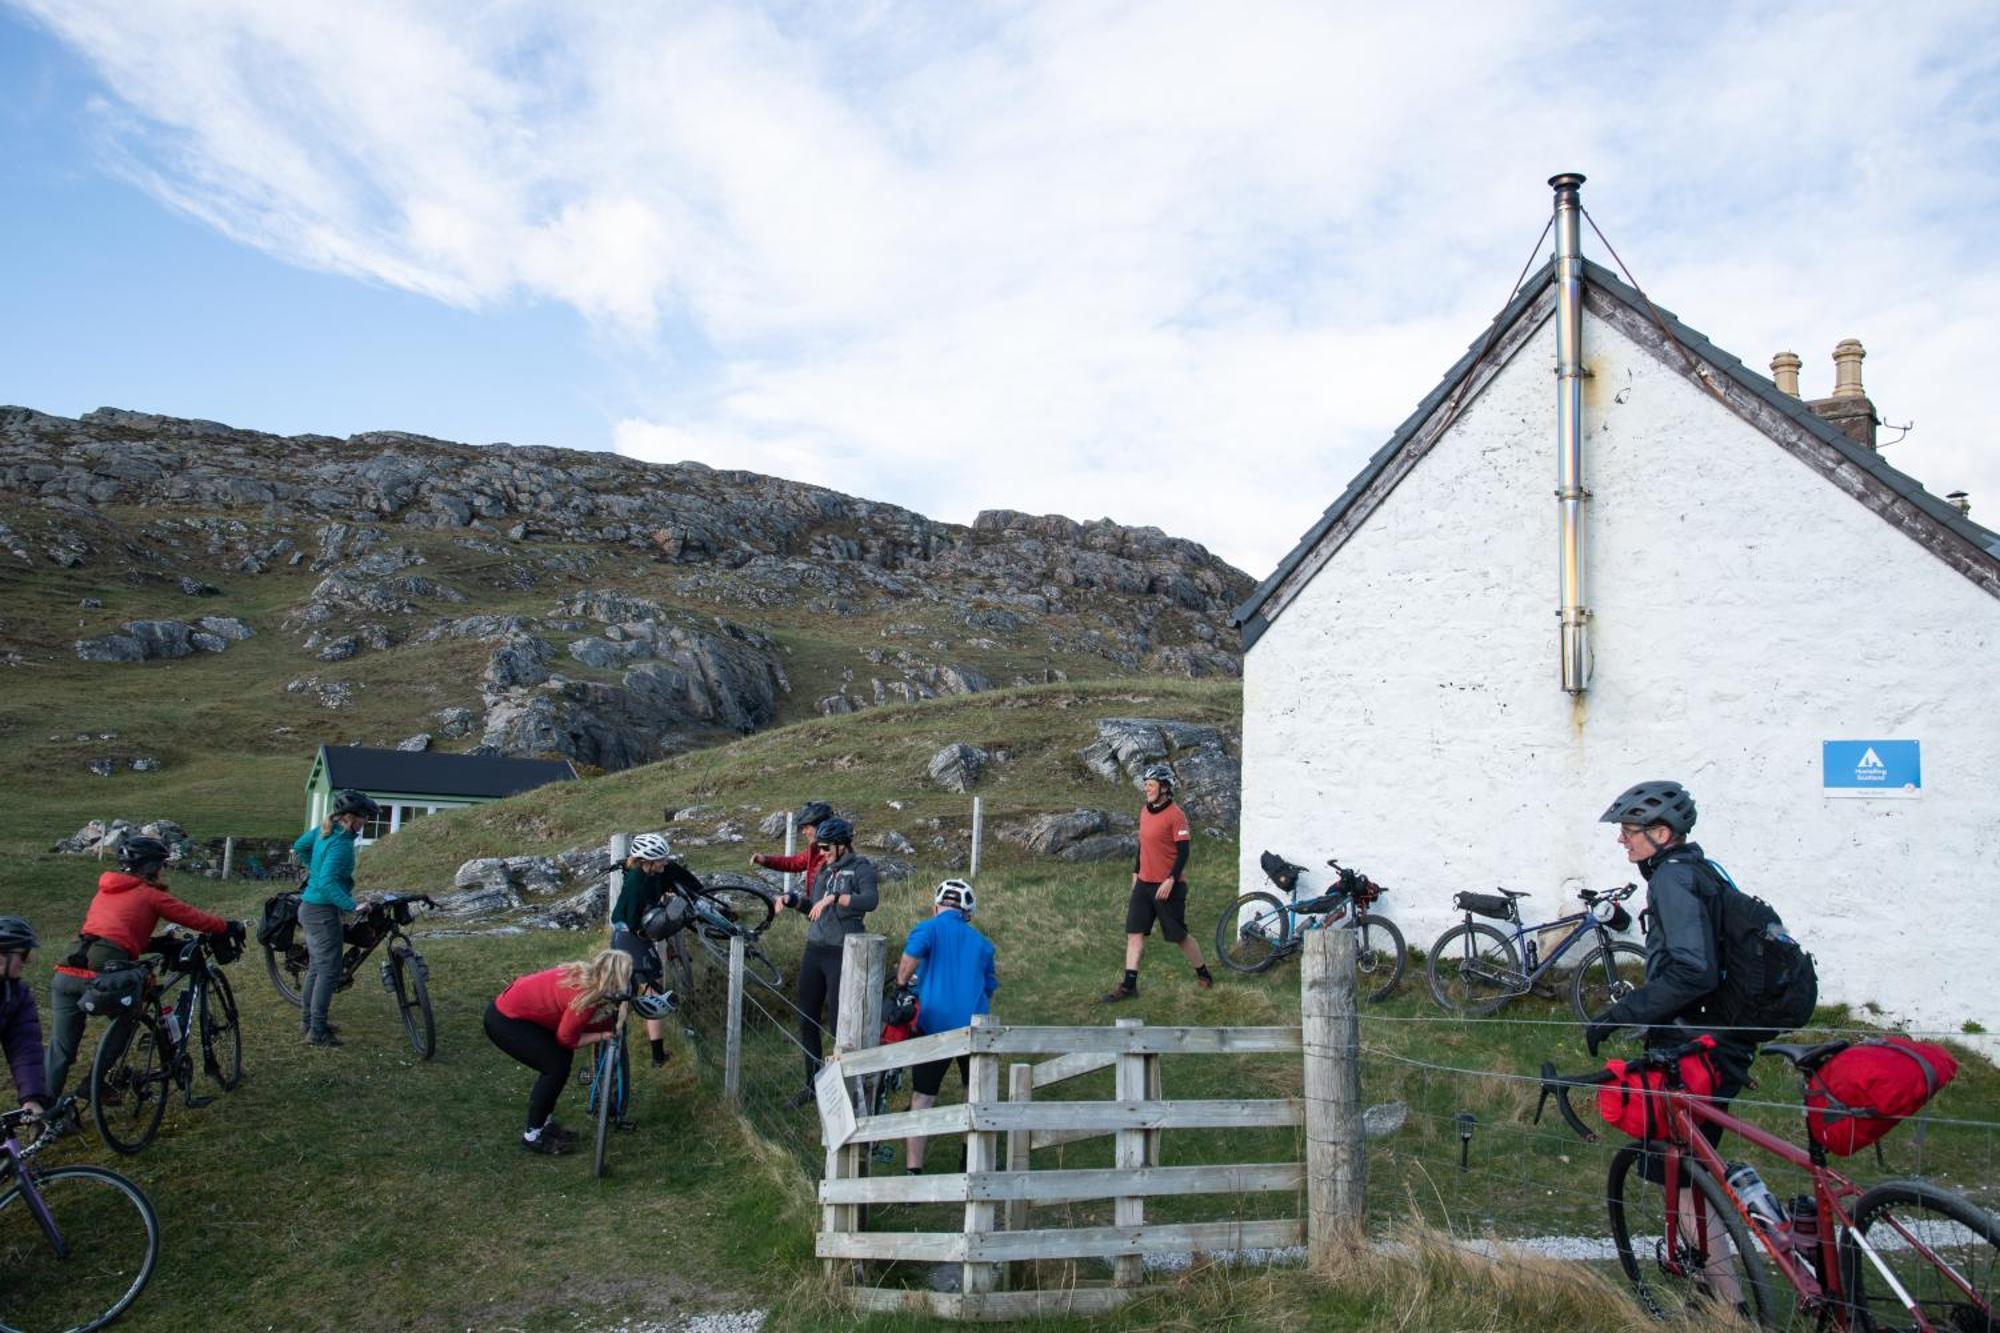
[124,620,195,659]
[76,633,145,663]
[527,884,607,930]
[178,575,221,596]
[79,597,103,609]
[1078,717,1241,828]
[757,811,789,838]
[926,742,989,794]
[189,632,229,654]
[567,635,644,670]
[671,805,720,822]
[873,857,915,882]
[1001,808,1124,856]
[817,694,857,716]
[130,756,161,772]
[1056,833,1140,863]
[432,706,478,739]
[432,883,523,919]
[483,636,554,690]
[317,635,359,663]
[194,615,255,641]
[395,733,432,752]
[87,757,117,777]
[454,857,512,891]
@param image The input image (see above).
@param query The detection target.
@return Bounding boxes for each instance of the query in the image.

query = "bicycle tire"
[1424,922,1523,1015]
[694,888,776,969]
[199,967,244,1092]
[89,1015,170,1157]
[0,1163,161,1332]
[1214,891,1291,974]
[591,1032,621,1179]
[390,945,437,1060]
[1841,1177,2000,1331]
[263,939,306,1008]
[661,934,695,998]
[1606,1144,1778,1326]
[1352,914,1407,1002]
[743,941,785,991]
[1569,941,1646,1024]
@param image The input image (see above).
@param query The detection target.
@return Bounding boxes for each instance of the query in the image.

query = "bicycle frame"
[1,1121,62,1252]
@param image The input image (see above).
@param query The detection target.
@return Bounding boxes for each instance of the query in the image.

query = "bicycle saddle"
[1496,889,1531,899]
[1761,1040,1850,1071]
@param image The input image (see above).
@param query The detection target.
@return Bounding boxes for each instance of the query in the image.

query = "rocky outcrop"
[51,817,203,865]
[75,616,253,662]
[926,743,988,793]
[999,808,1140,862]
[1078,718,1242,829]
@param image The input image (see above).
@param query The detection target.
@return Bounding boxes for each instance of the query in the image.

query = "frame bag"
[1598,1036,1719,1141]
[1805,1037,1958,1156]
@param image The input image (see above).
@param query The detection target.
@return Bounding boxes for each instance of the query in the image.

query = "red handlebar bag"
[1805,1037,1958,1156]
[1598,1036,1719,1140]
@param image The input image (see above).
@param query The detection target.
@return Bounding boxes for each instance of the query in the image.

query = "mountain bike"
[1426,882,1641,1019]
[1,1097,160,1332]
[1538,1036,1999,1328]
[669,877,783,992]
[263,892,438,1057]
[1214,852,1406,1001]
[581,996,637,1179]
[89,931,245,1155]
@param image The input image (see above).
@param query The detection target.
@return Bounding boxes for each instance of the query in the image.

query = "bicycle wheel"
[1842,1178,2000,1332]
[1606,1144,1778,1326]
[591,1033,622,1179]
[1424,922,1523,1015]
[1352,914,1407,1002]
[1214,892,1291,974]
[90,1015,171,1157]
[743,940,785,991]
[389,945,437,1060]
[661,934,696,998]
[694,888,776,967]
[264,939,306,1007]
[0,1163,161,1332]
[199,968,244,1093]
[1569,941,1647,1023]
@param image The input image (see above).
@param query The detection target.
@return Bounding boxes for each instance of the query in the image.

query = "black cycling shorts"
[1125,879,1189,943]
[610,926,663,991]
[912,1053,970,1098]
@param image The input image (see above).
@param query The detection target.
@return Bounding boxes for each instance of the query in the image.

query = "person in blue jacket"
[895,879,998,1173]
[292,789,379,1047]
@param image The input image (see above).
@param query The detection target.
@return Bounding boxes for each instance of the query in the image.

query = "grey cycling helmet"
[329,788,381,820]
[934,879,976,914]
[632,991,678,1020]
[1599,780,1697,836]
[794,800,834,828]
[0,915,37,952]
[629,831,671,862]
[1140,764,1174,788]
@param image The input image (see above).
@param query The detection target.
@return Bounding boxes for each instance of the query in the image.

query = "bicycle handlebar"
[1535,1032,1715,1143]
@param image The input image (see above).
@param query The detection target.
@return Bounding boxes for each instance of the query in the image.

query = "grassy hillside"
[5,680,1996,1331]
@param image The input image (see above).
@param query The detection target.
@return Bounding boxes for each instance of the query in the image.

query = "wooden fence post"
[1113,1016,1147,1287]
[724,934,745,1105]
[963,1013,1001,1296]
[824,933,886,1282]
[1005,1061,1033,1238]
[1303,928,1364,1262]
[783,812,797,898]
[221,837,234,880]
[605,833,628,931]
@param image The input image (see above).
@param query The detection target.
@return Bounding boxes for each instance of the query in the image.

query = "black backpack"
[1696,859,1818,1043]
[256,890,302,949]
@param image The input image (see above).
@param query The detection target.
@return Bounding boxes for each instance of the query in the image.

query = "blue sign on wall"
[1823,739,1921,799]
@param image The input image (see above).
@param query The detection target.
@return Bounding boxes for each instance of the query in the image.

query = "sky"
[3,1,1997,578]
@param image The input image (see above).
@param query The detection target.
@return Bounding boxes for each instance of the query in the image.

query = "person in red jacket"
[44,835,236,1099]
[483,949,635,1155]
[749,799,833,895]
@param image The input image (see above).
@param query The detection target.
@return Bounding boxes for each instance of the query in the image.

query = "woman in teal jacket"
[292,789,378,1046]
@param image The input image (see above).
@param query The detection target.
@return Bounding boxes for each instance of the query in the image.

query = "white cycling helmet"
[934,879,976,914]
[630,831,671,861]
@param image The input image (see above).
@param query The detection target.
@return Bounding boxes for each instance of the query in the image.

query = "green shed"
[304,745,578,846]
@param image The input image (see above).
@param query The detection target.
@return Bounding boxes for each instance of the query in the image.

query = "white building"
[1233,179,2000,1034]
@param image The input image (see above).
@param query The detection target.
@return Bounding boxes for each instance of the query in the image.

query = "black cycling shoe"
[305,1029,343,1048]
[520,1132,568,1156]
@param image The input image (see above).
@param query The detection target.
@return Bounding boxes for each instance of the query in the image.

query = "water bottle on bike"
[1725,1161,1784,1230]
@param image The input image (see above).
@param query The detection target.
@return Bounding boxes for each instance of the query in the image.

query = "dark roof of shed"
[315,745,577,799]
[1231,256,2000,649]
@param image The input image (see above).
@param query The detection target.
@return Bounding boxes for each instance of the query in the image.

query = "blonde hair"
[557,948,633,1015]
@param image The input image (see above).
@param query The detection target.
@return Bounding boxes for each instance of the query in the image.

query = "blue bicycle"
[1214,852,1406,1001]
[1424,882,1642,1019]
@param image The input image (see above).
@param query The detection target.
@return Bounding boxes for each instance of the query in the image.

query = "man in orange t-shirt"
[1100,765,1213,1002]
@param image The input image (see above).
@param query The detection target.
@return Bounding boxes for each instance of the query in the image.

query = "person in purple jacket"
[0,916,49,1121]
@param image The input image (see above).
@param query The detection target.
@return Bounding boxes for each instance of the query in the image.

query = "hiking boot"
[520,1131,568,1156]
[305,1029,343,1048]
[541,1120,577,1145]
[1097,984,1137,1004]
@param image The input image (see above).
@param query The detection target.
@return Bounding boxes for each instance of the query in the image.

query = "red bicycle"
[1539,1036,1997,1330]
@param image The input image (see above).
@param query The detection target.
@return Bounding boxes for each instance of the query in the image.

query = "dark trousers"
[43,971,90,1099]
[299,903,346,1034]
[484,1000,574,1131]
[795,943,844,1087]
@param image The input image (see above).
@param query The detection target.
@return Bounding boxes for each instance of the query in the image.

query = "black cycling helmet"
[640,899,691,942]
[1599,780,1697,837]
[794,800,834,829]
[0,915,37,952]
[118,835,173,874]
[815,816,854,846]
[329,788,381,819]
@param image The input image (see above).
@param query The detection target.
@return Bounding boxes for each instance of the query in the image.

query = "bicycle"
[1425,882,1642,1020]
[1214,852,1406,1001]
[1,1097,160,1332]
[89,931,245,1156]
[1537,1036,1999,1328]
[263,892,438,1058]
[665,877,784,992]
[582,997,633,1179]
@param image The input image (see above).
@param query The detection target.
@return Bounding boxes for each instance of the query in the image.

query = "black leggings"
[484,1001,574,1132]
[795,944,844,1086]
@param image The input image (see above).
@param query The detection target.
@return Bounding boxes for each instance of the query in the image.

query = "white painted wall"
[1240,306,2000,1035]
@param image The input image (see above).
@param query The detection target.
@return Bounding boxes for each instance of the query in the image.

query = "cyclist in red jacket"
[749,799,833,894]
[484,949,643,1155]
[44,836,236,1099]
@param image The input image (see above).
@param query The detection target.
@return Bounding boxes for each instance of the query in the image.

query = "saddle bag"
[1805,1037,1959,1156]
[1597,1036,1719,1141]
[1454,891,1514,921]
[78,960,149,1018]
[1259,851,1305,895]
[256,891,301,948]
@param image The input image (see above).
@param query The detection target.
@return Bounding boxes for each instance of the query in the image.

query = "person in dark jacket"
[611,830,702,1066]
[1,916,49,1120]
[44,836,235,1098]
[775,815,878,1104]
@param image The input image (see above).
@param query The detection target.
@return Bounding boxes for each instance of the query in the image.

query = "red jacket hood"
[95,872,155,894]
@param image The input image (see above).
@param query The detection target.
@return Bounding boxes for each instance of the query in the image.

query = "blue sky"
[4,2,1998,574]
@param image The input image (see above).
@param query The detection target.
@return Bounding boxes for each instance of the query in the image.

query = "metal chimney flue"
[1550,172,1590,695]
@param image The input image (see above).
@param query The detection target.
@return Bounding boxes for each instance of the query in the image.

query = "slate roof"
[314,745,577,799]
[1233,256,2000,650]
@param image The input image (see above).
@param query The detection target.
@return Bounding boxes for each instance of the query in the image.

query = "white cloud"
[13,0,2000,573]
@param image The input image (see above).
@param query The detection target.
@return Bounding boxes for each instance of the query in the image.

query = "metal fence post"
[606,832,629,931]
[825,933,886,1281]
[724,934,745,1105]
[221,836,234,879]
[1303,928,1364,1261]
[970,796,983,879]
[783,812,798,899]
